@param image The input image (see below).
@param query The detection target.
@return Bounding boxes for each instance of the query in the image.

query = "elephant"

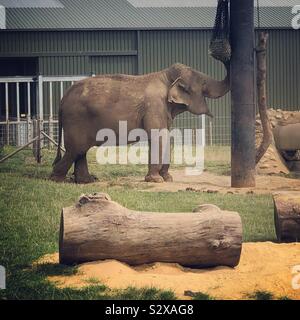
[273,123,300,152]
[50,62,230,183]
[273,123,300,164]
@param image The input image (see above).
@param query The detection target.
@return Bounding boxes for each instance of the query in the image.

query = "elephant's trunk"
[203,62,230,99]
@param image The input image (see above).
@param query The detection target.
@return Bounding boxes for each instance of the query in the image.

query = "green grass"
[0,146,276,300]
[248,290,274,300]
[247,290,293,301]
[184,291,215,300]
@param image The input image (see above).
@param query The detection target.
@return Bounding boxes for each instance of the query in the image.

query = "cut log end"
[273,192,300,242]
[59,193,243,268]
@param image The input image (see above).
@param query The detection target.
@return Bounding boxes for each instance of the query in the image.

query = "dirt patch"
[113,169,300,194]
[39,242,300,300]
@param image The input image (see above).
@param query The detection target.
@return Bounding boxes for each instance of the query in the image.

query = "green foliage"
[248,290,274,300]
[188,292,215,300]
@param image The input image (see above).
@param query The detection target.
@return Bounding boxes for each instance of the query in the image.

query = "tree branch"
[255,32,273,165]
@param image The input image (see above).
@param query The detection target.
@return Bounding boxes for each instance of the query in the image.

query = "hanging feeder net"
[209,0,231,63]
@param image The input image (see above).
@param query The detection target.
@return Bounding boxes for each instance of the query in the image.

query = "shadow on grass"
[0,267,176,300]
[0,146,147,182]
[33,263,79,277]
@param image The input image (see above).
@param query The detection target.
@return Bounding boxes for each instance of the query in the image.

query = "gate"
[0,74,206,148]
[0,75,87,147]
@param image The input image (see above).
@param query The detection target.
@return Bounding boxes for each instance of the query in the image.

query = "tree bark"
[273,192,300,242]
[59,193,242,268]
[255,32,273,165]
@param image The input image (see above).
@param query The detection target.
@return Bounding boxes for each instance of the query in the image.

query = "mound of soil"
[38,242,300,300]
[256,108,300,175]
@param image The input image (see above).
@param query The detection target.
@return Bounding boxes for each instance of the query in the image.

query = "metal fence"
[0,74,230,148]
[0,75,86,147]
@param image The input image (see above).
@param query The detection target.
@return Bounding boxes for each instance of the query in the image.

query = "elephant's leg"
[74,153,97,184]
[159,164,173,182]
[143,101,172,183]
[145,164,164,183]
[145,140,164,183]
[50,151,75,182]
[159,141,173,182]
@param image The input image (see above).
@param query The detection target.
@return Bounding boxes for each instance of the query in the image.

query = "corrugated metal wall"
[140,30,231,144]
[266,30,300,111]
[0,29,299,145]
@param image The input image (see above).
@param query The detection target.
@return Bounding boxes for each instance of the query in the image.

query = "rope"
[256,0,261,29]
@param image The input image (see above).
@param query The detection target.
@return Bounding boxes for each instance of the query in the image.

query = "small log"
[59,193,242,267]
[273,192,300,242]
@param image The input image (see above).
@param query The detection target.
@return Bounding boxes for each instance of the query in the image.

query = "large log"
[59,193,242,267]
[273,192,300,242]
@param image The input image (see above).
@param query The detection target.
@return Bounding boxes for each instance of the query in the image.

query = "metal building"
[0,0,299,145]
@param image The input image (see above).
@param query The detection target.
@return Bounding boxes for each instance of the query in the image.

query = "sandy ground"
[38,242,300,300]
[108,169,300,194]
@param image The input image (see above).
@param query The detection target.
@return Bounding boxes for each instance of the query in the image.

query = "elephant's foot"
[49,174,66,183]
[145,174,164,183]
[75,174,98,184]
[160,172,173,182]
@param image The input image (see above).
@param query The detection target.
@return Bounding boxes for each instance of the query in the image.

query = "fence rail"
[0,74,230,148]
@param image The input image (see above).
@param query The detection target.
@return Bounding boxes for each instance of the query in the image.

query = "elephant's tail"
[52,107,63,167]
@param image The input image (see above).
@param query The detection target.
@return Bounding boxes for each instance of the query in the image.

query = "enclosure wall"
[0,29,299,145]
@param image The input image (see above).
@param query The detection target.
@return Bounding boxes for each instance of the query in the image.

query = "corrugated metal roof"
[0,5,5,29]
[0,0,63,8]
[2,0,296,30]
[128,0,300,8]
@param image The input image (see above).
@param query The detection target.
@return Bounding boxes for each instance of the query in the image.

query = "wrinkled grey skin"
[273,123,300,163]
[51,63,230,183]
[273,123,300,151]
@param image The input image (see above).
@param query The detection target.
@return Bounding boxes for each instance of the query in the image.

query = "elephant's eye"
[179,83,189,93]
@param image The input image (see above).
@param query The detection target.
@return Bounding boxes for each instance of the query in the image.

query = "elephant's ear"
[168,77,190,107]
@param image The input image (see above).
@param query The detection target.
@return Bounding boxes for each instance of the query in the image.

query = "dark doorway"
[0,58,38,120]
[0,57,38,76]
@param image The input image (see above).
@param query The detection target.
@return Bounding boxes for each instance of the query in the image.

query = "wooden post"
[32,119,41,163]
[230,0,256,187]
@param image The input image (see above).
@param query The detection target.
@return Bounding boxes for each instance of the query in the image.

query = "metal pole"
[49,81,54,146]
[37,75,44,122]
[230,0,256,187]
[201,115,206,147]
[41,130,65,152]
[5,83,9,145]
[37,74,44,147]
[209,118,213,146]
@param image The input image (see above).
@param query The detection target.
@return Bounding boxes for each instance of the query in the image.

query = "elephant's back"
[274,123,300,151]
[59,74,149,132]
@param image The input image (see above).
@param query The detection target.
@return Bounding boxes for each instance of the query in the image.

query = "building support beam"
[136,30,142,75]
[230,0,256,187]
